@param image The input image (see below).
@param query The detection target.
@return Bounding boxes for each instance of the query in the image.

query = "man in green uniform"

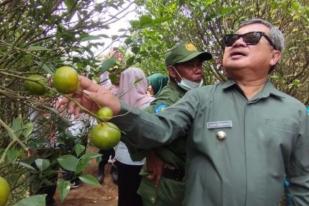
[137,42,212,205]
[66,18,309,206]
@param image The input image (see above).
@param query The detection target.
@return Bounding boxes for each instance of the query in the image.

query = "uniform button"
[216,131,226,140]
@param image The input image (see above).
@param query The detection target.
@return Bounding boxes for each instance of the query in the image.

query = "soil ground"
[54,147,118,206]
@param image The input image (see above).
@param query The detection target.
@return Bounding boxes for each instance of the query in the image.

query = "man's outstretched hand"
[57,75,121,116]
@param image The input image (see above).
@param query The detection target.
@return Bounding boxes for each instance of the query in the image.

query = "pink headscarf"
[118,67,154,108]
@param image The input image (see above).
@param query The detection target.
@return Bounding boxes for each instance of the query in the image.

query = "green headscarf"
[147,73,168,95]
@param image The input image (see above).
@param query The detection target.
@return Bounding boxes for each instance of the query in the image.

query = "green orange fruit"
[89,122,121,150]
[0,176,10,206]
[24,74,47,95]
[96,107,113,122]
[53,66,79,94]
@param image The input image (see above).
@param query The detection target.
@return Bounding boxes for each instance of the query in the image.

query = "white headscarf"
[99,71,118,95]
[99,71,112,88]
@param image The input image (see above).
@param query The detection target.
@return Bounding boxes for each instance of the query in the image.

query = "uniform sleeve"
[120,93,175,160]
[144,88,177,114]
[288,111,309,205]
[122,88,176,161]
[111,90,200,149]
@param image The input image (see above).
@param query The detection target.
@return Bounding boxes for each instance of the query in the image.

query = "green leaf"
[75,160,88,174]
[6,148,23,162]
[74,144,86,157]
[98,34,109,38]
[28,46,50,51]
[10,118,33,139]
[124,37,133,45]
[76,152,101,174]
[35,159,51,171]
[126,56,135,67]
[80,35,101,41]
[57,179,71,202]
[218,7,232,17]
[23,122,33,138]
[33,61,53,73]
[13,194,46,206]
[99,57,117,73]
[17,161,36,171]
[11,117,23,136]
[139,15,153,27]
[79,174,100,186]
[57,155,79,172]
[64,0,76,12]
[42,63,53,73]
[204,0,216,6]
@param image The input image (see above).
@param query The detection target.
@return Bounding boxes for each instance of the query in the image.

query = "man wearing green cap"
[134,41,212,206]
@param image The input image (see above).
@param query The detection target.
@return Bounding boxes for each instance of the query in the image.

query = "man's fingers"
[60,75,118,115]
[68,100,77,114]
[80,90,100,111]
[55,96,68,109]
[79,76,100,92]
[74,104,81,117]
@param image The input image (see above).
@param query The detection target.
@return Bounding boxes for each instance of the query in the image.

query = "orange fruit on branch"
[89,122,121,150]
[53,66,79,94]
[0,176,10,206]
[96,107,113,122]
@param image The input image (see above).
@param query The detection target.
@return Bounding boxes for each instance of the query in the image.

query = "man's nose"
[232,37,247,47]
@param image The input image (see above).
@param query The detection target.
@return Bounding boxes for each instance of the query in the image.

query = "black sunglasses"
[223,32,275,49]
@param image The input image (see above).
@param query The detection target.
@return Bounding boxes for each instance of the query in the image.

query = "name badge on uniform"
[207,120,232,129]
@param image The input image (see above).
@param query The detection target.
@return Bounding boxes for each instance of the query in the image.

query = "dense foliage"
[127,0,308,103]
[0,0,131,205]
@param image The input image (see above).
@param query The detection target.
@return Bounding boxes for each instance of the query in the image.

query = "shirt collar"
[259,80,285,99]
[222,79,285,99]
[168,79,187,94]
[222,80,237,90]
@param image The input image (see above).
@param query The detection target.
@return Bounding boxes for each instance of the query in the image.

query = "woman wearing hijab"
[115,67,155,206]
[147,73,168,96]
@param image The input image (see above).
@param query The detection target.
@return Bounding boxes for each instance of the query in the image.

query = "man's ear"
[167,66,177,79]
[270,50,281,67]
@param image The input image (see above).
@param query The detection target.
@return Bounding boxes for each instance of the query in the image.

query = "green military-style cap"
[165,42,212,66]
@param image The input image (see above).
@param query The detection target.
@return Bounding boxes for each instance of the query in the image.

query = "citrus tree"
[127,0,308,104]
[0,0,132,205]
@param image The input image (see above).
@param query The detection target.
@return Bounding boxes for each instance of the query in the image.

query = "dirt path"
[54,149,118,206]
